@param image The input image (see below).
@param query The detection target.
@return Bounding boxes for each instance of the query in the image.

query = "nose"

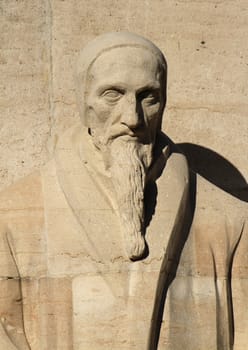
[121,96,143,130]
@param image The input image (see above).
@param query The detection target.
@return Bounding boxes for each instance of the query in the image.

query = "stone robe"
[0,125,247,349]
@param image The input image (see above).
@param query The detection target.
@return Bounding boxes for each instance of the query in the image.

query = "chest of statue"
[14,155,186,349]
[19,203,177,349]
[11,156,248,349]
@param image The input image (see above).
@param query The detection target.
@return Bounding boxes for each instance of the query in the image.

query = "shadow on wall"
[177,143,248,203]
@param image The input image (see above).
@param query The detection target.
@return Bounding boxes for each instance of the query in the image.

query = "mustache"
[104,126,150,144]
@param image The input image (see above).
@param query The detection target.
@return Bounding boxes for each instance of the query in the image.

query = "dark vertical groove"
[211,222,244,350]
[6,231,32,350]
[227,223,244,349]
[147,170,196,349]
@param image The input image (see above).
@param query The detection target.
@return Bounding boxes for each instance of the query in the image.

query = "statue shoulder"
[159,150,190,190]
[0,171,45,269]
[154,132,190,188]
[0,170,44,215]
[194,174,248,237]
[196,174,248,212]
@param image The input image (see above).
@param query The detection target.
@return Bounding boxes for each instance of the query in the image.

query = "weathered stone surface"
[1,3,248,350]
[0,0,52,190]
[1,1,247,190]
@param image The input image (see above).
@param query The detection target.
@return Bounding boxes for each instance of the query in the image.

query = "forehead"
[88,47,161,89]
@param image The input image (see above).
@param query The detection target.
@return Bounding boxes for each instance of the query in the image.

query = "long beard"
[108,137,153,260]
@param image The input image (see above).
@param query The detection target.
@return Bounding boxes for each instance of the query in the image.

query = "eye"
[138,89,160,105]
[101,89,123,103]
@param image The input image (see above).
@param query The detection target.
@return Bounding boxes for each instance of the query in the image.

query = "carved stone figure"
[0,32,247,349]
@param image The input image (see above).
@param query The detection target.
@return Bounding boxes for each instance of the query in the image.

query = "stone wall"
[1,0,247,191]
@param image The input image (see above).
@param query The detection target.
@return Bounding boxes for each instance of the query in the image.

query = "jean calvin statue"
[0,32,247,350]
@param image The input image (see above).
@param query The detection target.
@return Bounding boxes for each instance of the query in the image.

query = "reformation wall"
[0,1,248,350]
[1,0,247,191]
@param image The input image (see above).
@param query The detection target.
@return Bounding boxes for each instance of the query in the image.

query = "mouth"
[108,127,146,142]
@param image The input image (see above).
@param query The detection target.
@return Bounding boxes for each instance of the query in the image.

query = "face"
[85,47,164,147]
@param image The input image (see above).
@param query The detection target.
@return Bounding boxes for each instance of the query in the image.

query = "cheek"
[87,101,111,126]
[142,103,161,139]
[87,102,123,132]
[142,102,161,122]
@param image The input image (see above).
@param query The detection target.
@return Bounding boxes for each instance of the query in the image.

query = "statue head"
[76,32,167,141]
[75,33,167,260]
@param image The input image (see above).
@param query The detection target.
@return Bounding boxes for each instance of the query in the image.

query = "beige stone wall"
[0,0,51,189]
[1,0,247,190]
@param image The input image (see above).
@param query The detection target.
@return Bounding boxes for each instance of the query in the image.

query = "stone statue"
[0,32,247,350]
